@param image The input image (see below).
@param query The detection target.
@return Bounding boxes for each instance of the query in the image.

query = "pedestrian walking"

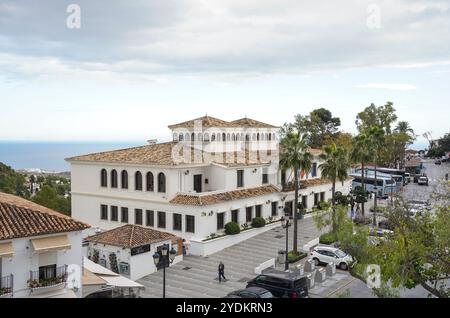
[182,239,187,256]
[218,262,226,283]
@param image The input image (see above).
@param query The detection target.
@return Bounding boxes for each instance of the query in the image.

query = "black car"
[435,160,442,165]
[225,287,274,299]
[246,270,308,298]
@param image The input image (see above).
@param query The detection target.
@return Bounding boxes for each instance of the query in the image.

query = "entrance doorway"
[194,175,202,193]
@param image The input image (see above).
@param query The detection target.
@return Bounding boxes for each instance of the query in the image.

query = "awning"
[101,275,144,289]
[31,235,71,253]
[0,241,13,258]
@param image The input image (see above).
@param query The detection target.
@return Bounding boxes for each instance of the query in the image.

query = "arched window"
[146,172,154,192]
[158,173,166,193]
[100,169,107,187]
[179,134,184,142]
[121,170,128,189]
[222,133,226,141]
[111,169,118,188]
[211,133,216,141]
[257,133,260,141]
[268,133,272,141]
[191,133,195,142]
[227,133,231,141]
[135,171,143,191]
[185,133,190,141]
[246,134,250,141]
[217,133,221,142]
[173,133,178,141]
[204,133,210,141]
[198,133,203,141]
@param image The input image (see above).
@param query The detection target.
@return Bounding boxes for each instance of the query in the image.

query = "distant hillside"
[0,162,30,197]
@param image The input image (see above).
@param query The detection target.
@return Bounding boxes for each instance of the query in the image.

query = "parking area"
[138,216,356,298]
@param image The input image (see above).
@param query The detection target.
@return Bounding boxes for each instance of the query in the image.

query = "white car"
[310,246,353,270]
[418,176,429,186]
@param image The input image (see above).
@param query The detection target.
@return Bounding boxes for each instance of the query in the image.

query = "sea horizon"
[0,140,149,172]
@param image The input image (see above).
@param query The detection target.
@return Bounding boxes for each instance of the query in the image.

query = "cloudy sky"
[1,0,449,149]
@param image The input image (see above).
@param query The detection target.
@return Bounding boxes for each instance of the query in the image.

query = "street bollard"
[326,262,336,277]
[295,264,304,276]
[307,272,315,289]
[315,268,327,283]
[304,259,316,272]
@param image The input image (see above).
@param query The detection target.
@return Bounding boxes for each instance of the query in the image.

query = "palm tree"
[319,143,350,233]
[279,132,313,254]
[394,121,416,168]
[351,133,374,216]
[367,126,385,211]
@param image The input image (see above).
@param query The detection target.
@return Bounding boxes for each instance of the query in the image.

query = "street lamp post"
[153,244,177,298]
[281,214,291,271]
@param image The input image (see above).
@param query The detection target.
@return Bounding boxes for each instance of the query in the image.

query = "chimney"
[147,139,157,145]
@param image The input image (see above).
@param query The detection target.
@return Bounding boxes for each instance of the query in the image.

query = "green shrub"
[318,201,330,210]
[251,217,266,228]
[224,222,241,235]
[319,232,337,245]
[288,251,308,263]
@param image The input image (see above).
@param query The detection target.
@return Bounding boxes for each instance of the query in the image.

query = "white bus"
[355,167,405,188]
[350,174,397,198]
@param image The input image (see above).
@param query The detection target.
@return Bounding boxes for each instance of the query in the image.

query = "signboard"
[131,244,151,256]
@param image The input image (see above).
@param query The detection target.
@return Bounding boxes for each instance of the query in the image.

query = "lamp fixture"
[184,170,190,175]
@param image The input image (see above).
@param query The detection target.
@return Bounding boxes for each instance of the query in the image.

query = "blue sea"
[0,141,144,172]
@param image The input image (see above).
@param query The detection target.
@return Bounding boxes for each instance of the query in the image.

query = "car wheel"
[313,258,320,266]
[339,262,348,271]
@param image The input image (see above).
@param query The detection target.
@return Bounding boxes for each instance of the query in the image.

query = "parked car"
[247,270,308,298]
[435,160,442,165]
[418,176,429,186]
[225,287,274,299]
[309,246,353,270]
[404,173,411,183]
[378,220,394,230]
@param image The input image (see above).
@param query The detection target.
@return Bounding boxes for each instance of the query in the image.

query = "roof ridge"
[129,224,135,248]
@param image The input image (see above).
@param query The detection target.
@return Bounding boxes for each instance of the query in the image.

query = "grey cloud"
[0,0,450,79]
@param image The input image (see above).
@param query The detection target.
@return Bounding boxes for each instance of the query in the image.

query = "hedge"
[224,222,241,235]
[288,251,308,263]
[251,217,266,228]
[319,232,338,245]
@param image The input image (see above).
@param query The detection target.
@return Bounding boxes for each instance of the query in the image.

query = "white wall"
[0,231,84,298]
[87,239,182,281]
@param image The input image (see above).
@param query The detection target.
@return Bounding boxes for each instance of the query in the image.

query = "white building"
[0,191,90,298]
[84,224,183,281]
[67,116,351,256]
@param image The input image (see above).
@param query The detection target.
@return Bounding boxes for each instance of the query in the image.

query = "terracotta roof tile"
[168,116,277,129]
[66,142,177,165]
[170,185,279,206]
[85,224,177,248]
[168,116,235,129]
[0,192,90,240]
[230,118,278,128]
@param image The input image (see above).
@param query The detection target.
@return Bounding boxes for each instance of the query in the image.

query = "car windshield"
[335,249,347,258]
[259,292,273,298]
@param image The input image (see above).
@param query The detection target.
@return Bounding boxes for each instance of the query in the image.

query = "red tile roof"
[85,224,177,248]
[0,192,90,240]
[170,185,279,206]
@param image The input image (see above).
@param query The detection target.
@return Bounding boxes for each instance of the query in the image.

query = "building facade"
[0,192,90,298]
[67,116,351,256]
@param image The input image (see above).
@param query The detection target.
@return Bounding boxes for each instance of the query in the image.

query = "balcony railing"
[28,265,67,290]
[0,275,13,297]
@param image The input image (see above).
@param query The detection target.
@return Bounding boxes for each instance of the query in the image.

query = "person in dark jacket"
[218,262,226,283]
